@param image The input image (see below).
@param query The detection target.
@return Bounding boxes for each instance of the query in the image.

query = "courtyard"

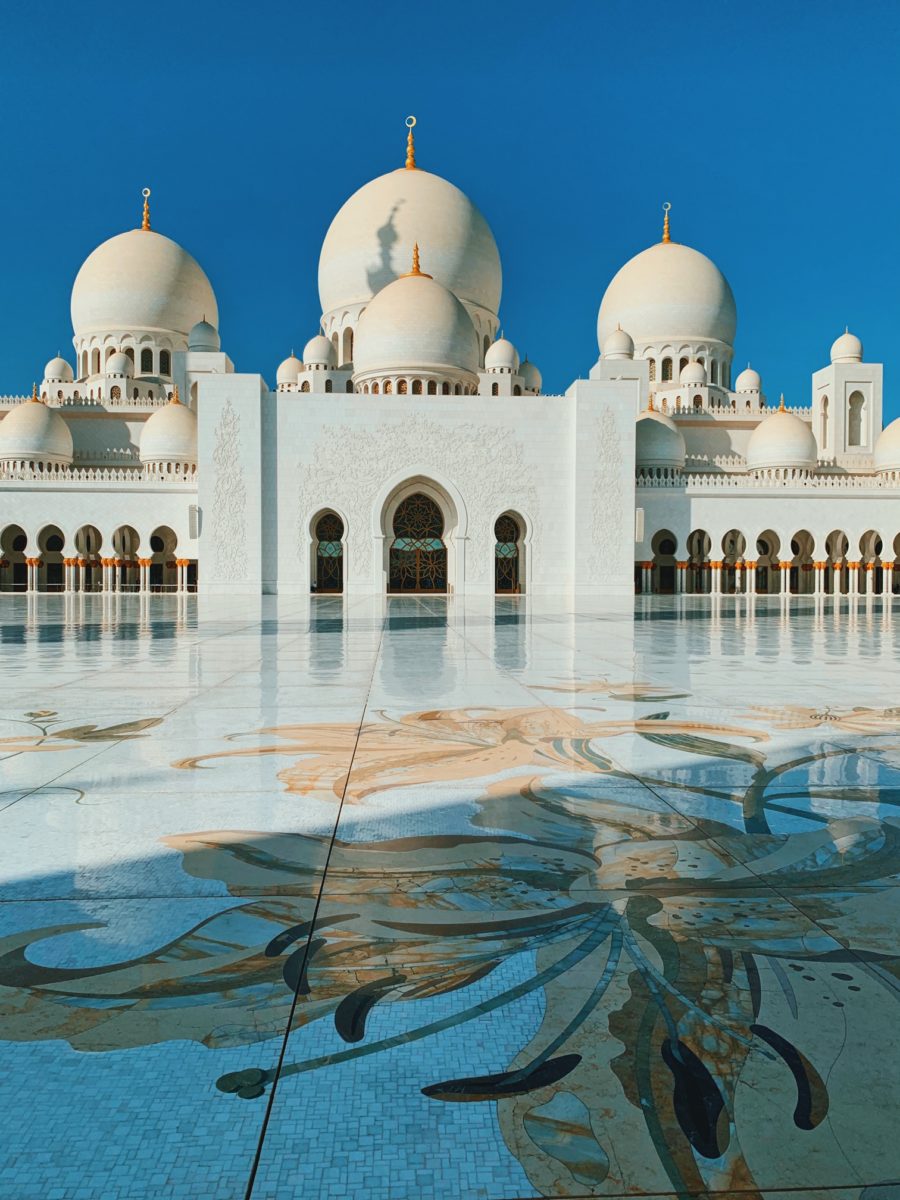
[0,592,898,1199]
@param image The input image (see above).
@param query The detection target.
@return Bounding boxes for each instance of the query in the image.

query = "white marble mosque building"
[1,118,899,600]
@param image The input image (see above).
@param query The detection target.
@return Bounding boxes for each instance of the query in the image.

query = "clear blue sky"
[1,0,898,412]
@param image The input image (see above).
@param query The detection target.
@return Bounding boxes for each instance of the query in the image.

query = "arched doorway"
[860,530,883,595]
[112,525,140,592]
[756,530,781,594]
[790,530,815,594]
[0,525,27,591]
[314,512,344,593]
[149,526,177,591]
[826,530,849,595]
[721,529,747,594]
[37,525,65,592]
[389,493,447,593]
[686,529,711,594]
[494,513,522,594]
[652,529,678,594]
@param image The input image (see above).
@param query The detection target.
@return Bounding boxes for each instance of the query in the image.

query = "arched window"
[140,348,153,373]
[106,346,116,362]
[710,360,718,384]
[427,381,437,395]
[483,334,490,360]
[80,350,88,377]
[494,513,521,594]
[389,493,446,593]
[693,396,702,410]
[301,380,310,393]
[661,357,673,381]
[491,382,499,396]
[454,383,461,395]
[325,378,333,393]
[679,357,689,375]
[647,358,656,381]
[110,385,121,400]
[441,382,450,395]
[372,382,379,395]
[331,332,339,357]
[345,380,353,393]
[384,379,393,394]
[133,388,139,400]
[822,396,829,447]
[342,327,353,365]
[513,385,521,396]
[124,347,135,365]
[314,512,344,593]
[398,379,408,394]
[412,379,422,394]
[91,349,100,374]
[848,391,865,446]
[159,350,171,376]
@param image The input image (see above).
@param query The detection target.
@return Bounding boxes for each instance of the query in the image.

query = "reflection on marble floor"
[2,594,900,1198]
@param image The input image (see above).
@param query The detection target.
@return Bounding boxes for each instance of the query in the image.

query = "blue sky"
[1,0,898,412]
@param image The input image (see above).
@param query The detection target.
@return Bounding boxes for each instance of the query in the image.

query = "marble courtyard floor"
[1,592,900,1200]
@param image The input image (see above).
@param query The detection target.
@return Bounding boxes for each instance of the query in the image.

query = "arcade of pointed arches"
[0,522,195,592]
[637,527,900,595]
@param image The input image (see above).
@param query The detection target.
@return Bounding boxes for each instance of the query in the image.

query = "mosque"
[1,117,898,599]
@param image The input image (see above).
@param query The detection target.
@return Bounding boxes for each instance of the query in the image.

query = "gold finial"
[648,393,655,412]
[778,393,786,411]
[662,201,671,244]
[141,187,151,231]
[171,385,180,405]
[31,381,39,403]
[405,116,417,170]
[401,242,432,279]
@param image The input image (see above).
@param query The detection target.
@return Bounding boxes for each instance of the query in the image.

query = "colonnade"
[637,559,895,596]
[10,556,195,594]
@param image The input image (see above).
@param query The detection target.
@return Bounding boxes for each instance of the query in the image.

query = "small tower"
[811,329,882,461]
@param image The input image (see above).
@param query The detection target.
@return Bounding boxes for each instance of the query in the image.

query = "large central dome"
[318,167,502,318]
[597,239,736,350]
[71,229,218,338]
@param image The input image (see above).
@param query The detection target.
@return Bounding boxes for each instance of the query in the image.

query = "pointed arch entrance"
[389,493,447,593]
[494,513,523,594]
[314,512,345,593]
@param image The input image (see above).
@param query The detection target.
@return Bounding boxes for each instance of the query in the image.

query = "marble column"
[641,562,653,595]
[675,562,687,594]
[745,561,757,596]
[884,561,894,599]
[710,560,722,596]
[813,561,825,597]
[779,561,792,596]
[734,561,743,594]
[848,562,859,597]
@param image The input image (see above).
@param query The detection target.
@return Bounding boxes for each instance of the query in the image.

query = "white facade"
[1,126,899,599]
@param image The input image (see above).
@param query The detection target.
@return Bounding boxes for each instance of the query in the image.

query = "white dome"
[303,335,337,367]
[831,329,863,363]
[602,326,634,360]
[43,356,73,383]
[597,240,737,349]
[354,265,478,379]
[189,318,220,352]
[519,358,542,393]
[71,229,218,339]
[735,365,761,392]
[105,351,134,377]
[874,418,900,474]
[0,396,73,464]
[319,167,501,319]
[484,337,519,372]
[276,354,302,386]
[139,393,197,465]
[636,408,685,471]
[746,407,818,472]
[679,359,707,386]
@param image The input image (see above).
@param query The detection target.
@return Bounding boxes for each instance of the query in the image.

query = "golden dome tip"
[405,115,417,170]
[141,187,151,232]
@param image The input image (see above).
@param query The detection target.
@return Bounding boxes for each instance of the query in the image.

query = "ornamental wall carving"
[295,415,537,581]
[211,399,247,581]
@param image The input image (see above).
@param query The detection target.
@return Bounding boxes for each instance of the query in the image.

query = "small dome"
[735,365,761,392]
[276,354,303,386]
[139,392,197,466]
[189,318,220,352]
[636,407,685,471]
[354,262,478,380]
[602,326,634,360]
[598,239,737,350]
[831,329,863,364]
[105,351,134,377]
[0,394,73,465]
[519,358,542,393]
[746,407,817,473]
[874,418,900,474]
[679,359,707,386]
[484,337,519,372]
[43,355,74,383]
[71,229,217,340]
[303,335,337,367]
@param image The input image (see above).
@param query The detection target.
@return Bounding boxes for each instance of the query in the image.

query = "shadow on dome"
[366,202,403,296]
